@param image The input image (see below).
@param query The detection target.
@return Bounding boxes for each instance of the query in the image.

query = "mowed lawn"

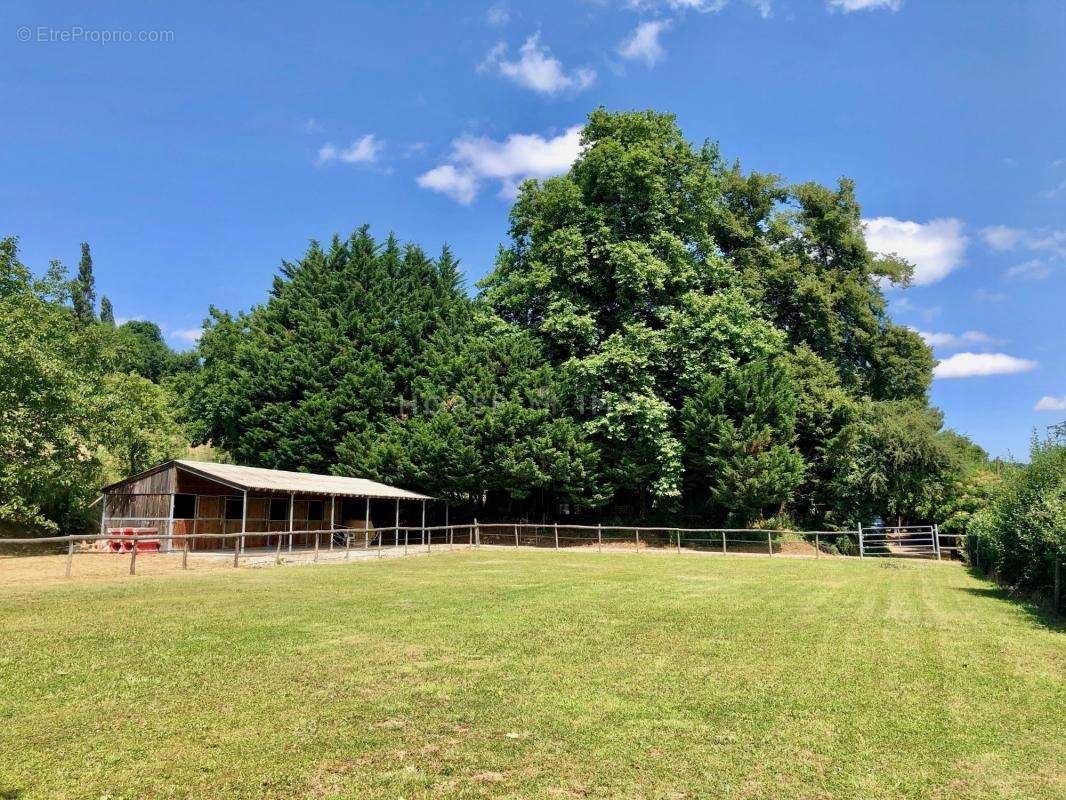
[1,551,1062,799]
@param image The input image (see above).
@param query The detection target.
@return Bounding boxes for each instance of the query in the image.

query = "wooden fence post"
[597,523,602,553]
[404,528,408,556]
[933,523,942,561]
[474,519,480,549]
[232,536,239,568]
[858,525,865,559]
[721,530,727,555]
[314,531,320,562]
[275,532,283,565]
[130,540,138,575]
[767,531,773,556]
[634,529,640,552]
[676,529,681,554]
[554,522,559,550]
[514,524,519,549]
[183,536,189,570]
[815,532,820,559]
[65,538,74,578]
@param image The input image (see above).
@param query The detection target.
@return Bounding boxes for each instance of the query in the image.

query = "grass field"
[1,551,1062,799]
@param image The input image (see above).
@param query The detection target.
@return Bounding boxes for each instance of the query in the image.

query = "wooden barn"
[100,460,434,552]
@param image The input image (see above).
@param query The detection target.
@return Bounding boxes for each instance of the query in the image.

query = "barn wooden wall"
[103,465,174,521]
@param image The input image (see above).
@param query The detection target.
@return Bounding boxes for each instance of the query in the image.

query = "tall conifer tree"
[72,242,96,323]
[100,295,115,326]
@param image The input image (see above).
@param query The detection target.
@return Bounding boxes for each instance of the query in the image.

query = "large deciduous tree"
[0,237,185,532]
[481,109,784,514]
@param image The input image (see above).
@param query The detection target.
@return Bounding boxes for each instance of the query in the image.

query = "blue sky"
[3,0,1063,460]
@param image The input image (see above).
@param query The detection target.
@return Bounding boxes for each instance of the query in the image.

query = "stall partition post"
[288,492,295,553]
[330,495,336,551]
[240,490,248,554]
[169,492,178,554]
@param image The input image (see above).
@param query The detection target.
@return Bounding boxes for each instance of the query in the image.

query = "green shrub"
[967,435,1065,595]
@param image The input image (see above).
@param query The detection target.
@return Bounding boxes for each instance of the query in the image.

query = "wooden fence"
[0,521,959,580]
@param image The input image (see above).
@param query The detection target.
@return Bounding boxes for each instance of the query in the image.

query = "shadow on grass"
[0,784,24,799]
[959,568,1064,632]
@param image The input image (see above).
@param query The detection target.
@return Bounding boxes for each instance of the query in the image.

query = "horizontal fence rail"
[0,522,955,580]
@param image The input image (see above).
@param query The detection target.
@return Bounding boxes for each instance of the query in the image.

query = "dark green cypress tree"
[680,359,805,525]
[100,295,115,326]
[71,242,96,323]
[189,227,475,478]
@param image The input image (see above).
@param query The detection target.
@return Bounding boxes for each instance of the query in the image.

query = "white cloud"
[418,125,583,204]
[981,225,1023,251]
[416,164,479,205]
[827,0,901,11]
[915,330,993,350]
[981,225,1066,258]
[316,134,383,166]
[626,0,724,11]
[403,141,428,158]
[169,328,203,346]
[934,352,1038,380]
[863,217,967,285]
[1005,259,1052,281]
[1040,178,1066,200]
[618,20,671,66]
[481,34,595,95]
[1034,396,1066,412]
[486,2,509,25]
[974,289,1007,303]
[630,0,770,14]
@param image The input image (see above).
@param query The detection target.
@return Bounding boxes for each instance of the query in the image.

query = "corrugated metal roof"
[170,460,433,500]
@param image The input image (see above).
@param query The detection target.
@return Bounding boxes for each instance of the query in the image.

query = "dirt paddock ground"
[0,538,851,587]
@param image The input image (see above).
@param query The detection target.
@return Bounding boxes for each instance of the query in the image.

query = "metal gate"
[858,525,945,559]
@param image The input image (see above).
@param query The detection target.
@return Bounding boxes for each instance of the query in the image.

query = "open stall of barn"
[99,460,434,552]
